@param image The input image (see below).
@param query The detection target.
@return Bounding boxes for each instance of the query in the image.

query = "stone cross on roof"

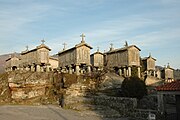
[41,39,45,44]
[167,63,170,68]
[110,43,113,51]
[97,46,100,52]
[26,45,29,51]
[125,41,128,47]
[63,43,67,50]
[80,33,85,43]
[110,43,113,48]
[149,52,151,57]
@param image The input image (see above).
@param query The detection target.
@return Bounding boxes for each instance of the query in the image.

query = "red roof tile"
[156,80,180,91]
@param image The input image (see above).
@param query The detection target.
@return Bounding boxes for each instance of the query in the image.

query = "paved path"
[0,105,128,120]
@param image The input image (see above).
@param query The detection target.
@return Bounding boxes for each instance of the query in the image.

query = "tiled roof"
[156,80,180,91]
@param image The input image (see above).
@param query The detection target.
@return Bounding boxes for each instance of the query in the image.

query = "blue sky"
[0,0,180,69]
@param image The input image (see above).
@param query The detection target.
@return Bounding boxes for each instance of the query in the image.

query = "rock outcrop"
[63,79,137,118]
[0,71,63,104]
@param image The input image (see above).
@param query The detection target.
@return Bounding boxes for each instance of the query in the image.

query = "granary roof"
[142,53,156,61]
[49,56,58,61]
[58,42,92,55]
[91,48,104,56]
[90,51,104,56]
[5,53,20,61]
[105,45,141,54]
[155,66,164,71]
[21,43,51,55]
[156,80,180,91]
[36,43,51,51]
[75,42,93,49]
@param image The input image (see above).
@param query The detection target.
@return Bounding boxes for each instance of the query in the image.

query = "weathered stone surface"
[0,73,11,103]
[63,78,138,118]
[6,72,52,101]
[145,76,163,86]
[11,87,46,99]
[99,72,124,90]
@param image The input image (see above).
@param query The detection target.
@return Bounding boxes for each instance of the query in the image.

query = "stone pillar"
[138,67,141,78]
[147,71,149,76]
[118,69,122,76]
[31,65,35,72]
[69,66,72,74]
[157,93,164,114]
[61,67,65,73]
[87,65,91,73]
[19,67,23,71]
[41,67,44,72]
[123,68,126,77]
[153,71,156,77]
[128,67,131,77]
[36,65,41,72]
[26,66,30,71]
[76,65,80,75]
[46,65,50,72]
[80,69,84,74]
[126,69,129,76]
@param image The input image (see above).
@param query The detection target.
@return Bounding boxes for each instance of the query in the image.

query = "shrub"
[121,76,147,100]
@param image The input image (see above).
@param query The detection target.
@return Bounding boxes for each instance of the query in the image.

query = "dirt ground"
[0,105,129,120]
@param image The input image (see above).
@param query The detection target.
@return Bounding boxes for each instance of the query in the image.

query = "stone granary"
[142,53,156,77]
[161,63,174,83]
[104,42,141,77]
[58,34,92,75]
[49,56,58,71]
[5,53,20,71]
[90,47,104,71]
[156,67,162,79]
[19,40,51,72]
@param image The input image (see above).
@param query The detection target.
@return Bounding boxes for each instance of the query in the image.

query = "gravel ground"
[0,105,129,120]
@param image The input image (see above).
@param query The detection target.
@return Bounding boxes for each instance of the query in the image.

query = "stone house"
[156,80,180,120]
[156,68,162,79]
[57,34,92,75]
[104,42,141,77]
[19,40,51,72]
[5,54,20,71]
[142,53,156,77]
[90,48,104,71]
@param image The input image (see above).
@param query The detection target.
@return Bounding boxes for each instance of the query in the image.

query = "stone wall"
[92,96,137,115]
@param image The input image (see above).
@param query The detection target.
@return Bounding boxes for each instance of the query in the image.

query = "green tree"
[121,76,147,100]
[131,66,138,77]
